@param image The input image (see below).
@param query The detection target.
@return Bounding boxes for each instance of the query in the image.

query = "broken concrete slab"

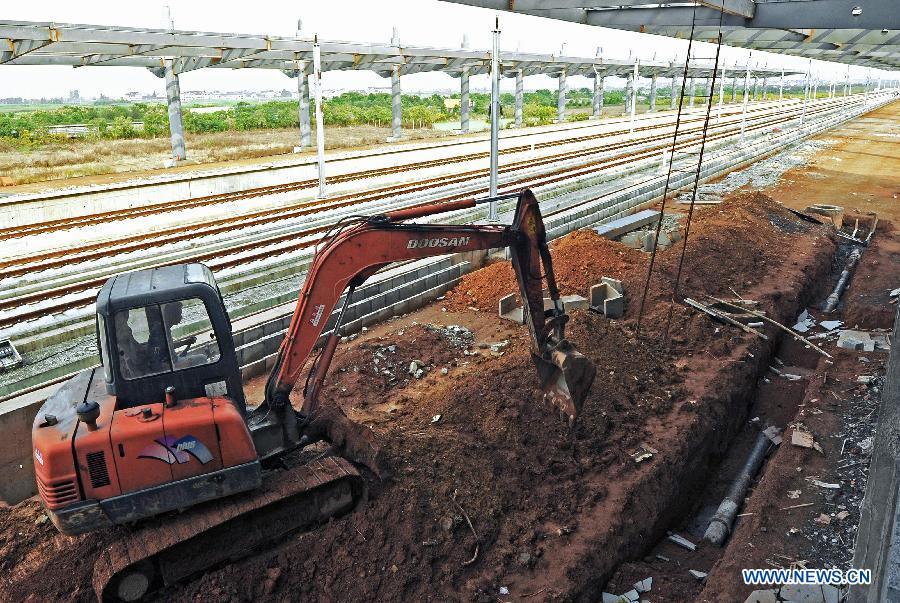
[642,231,657,253]
[594,209,661,239]
[560,294,589,311]
[744,589,778,603]
[667,533,697,551]
[837,330,876,352]
[820,320,843,331]
[688,569,708,581]
[779,583,827,603]
[633,577,652,593]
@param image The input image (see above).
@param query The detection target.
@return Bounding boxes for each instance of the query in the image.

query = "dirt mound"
[170,312,683,602]
[445,192,819,330]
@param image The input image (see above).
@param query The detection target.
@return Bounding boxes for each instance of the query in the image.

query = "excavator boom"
[263,188,595,427]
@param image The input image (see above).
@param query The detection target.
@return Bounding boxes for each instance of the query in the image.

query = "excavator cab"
[95,263,245,413]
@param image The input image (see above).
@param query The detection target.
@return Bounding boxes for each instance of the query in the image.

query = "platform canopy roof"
[0,20,799,80]
[441,0,900,72]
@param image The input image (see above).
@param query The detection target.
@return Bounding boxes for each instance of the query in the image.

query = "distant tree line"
[0,84,826,147]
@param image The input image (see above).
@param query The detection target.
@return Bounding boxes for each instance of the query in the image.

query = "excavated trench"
[0,193,843,603]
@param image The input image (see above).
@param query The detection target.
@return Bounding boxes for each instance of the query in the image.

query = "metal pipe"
[704,431,772,545]
[312,37,326,198]
[488,17,501,220]
[824,247,862,313]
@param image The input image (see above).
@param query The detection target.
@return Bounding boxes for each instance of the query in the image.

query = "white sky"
[0,0,880,100]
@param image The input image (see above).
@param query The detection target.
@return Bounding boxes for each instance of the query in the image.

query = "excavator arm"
[256,189,595,460]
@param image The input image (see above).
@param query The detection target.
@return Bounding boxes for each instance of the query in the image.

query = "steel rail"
[0,100,799,241]
[0,97,856,330]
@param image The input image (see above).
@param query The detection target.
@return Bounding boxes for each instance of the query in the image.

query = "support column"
[459,67,470,134]
[669,73,678,111]
[557,69,567,122]
[164,59,186,162]
[731,75,738,103]
[515,70,524,127]
[592,72,605,118]
[297,63,311,148]
[389,64,402,141]
[761,77,768,101]
[739,65,751,142]
[752,76,759,101]
[648,74,658,112]
[623,73,632,113]
[688,77,696,107]
[780,69,784,104]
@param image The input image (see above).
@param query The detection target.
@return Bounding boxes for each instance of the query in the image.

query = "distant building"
[444,98,461,110]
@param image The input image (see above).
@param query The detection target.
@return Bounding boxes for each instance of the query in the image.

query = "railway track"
[0,101,782,241]
[0,96,859,331]
[1,99,818,282]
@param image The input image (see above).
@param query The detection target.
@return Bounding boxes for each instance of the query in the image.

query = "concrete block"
[601,277,624,294]
[643,232,657,253]
[657,230,673,248]
[561,294,589,311]
[499,294,524,324]
[590,283,625,319]
[620,232,644,249]
[594,209,661,239]
[804,204,844,229]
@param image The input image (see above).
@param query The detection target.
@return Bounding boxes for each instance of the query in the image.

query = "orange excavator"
[31,188,595,601]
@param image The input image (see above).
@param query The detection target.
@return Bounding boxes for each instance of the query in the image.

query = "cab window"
[114,298,221,380]
[115,305,172,380]
[161,298,221,370]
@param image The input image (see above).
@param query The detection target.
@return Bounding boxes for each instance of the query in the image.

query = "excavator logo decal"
[138,435,214,465]
[407,236,470,249]
[310,304,326,326]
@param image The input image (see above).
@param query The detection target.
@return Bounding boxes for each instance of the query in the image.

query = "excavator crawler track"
[93,456,364,602]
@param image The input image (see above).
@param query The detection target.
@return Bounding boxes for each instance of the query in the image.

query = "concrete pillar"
[761,77,768,101]
[515,70,524,127]
[297,64,311,148]
[625,73,634,112]
[390,64,402,141]
[557,69,567,122]
[592,72,605,118]
[649,74,658,112]
[812,77,818,102]
[670,74,679,108]
[731,76,738,102]
[164,59,186,162]
[688,77,696,107]
[752,76,760,100]
[459,67,470,134]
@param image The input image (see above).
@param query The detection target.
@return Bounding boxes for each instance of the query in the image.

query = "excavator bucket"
[533,340,596,426]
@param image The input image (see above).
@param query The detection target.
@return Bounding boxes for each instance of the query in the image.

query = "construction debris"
[791,429,824,454]
[667,533,697,551]
[688,570,708,581]
[836,329,891,352]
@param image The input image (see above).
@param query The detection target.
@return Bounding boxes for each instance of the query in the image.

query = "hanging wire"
[635,0,727,339]
[635,3,701,337]
[663,25,726,344]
